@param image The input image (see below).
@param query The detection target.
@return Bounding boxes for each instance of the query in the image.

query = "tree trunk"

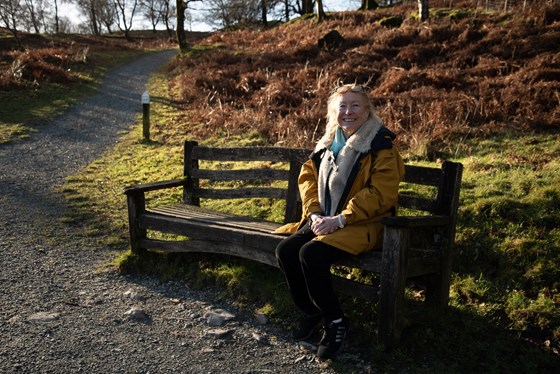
[302,0,313,15]
[360,0,379,10]
[163,2,174,37]
[316,0,326,22]
[89,3,100,35]
[28,3,40,33]
[53,0,59,33]
[176,0,187,50]
[418,0,429,21]
[6,13,19,42]
[261,0,267,26]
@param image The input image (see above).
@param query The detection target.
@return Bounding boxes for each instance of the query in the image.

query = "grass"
[58,65,560,371]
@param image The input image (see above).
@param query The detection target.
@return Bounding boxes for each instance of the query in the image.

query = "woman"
[274,84,404,360]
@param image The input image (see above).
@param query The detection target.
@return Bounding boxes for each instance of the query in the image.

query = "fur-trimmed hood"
[314,115,385,155]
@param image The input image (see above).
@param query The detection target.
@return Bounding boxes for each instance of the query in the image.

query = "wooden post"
[142,91,150,140]
[378,225,410,349]
[183,141,200,206]
[425,161,463,308]
[285,159,302,223]
[126,191,147,255]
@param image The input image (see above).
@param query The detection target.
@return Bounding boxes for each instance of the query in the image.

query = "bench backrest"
[183,141,463,224]
[183,141,309,223]
[399,162,463,217]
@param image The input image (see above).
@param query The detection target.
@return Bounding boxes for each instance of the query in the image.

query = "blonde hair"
[324,84,379,136]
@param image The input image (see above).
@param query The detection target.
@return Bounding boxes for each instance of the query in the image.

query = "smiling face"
[336,92,370,136]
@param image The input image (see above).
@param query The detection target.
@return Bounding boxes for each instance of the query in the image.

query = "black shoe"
[317,318,349,360]
[293,313,322,341]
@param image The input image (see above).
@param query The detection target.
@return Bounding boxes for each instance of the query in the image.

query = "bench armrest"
[381,215,449,228]
[123,178,187,195]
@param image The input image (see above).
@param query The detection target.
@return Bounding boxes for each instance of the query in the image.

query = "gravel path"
[0,51,370,373]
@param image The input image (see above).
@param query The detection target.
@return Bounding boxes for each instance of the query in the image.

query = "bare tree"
[114,0,138,40]
[73,0,102,34]
[140,0,174,33]
[260,0,266,25]
[56,14,74,32]
[279,0,310,20]
[176,0,199,50]
[140,0,161,32]
[0,0,23,39]
[315,0,325,22]
[301,0,311,14]
[41,0,69,33]
[97,0,117,33]
[160,0,175,35]
[72,0,117,34]
[261,0,284,26]
[41,0,72,33]
[296,0,326,21]
[52,0,60,32]
[22,0,46,33]
[360,0,378,10]
[205,0,261,29]
[204,0,285,29]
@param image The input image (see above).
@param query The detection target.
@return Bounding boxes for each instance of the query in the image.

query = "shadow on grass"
[148,95,185,109]
[364,302,560,373]
[117,251,559,373]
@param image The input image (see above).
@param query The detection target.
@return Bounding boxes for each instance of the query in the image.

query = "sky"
[58,0,362,32]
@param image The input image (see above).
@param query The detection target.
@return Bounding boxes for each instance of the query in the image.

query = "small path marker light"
[142,91,150,140]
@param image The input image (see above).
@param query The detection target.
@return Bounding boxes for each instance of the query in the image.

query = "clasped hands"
[310,214,345,236]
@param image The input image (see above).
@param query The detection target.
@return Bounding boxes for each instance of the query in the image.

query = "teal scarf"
[330,127,347,156]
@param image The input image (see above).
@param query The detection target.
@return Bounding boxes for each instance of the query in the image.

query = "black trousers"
[275,223,350,322]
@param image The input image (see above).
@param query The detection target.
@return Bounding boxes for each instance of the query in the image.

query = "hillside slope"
[166,3,559,157]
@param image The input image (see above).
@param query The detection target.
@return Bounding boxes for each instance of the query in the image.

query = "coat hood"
[314,115,385,155]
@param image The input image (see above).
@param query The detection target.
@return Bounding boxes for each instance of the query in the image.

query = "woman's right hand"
[310,214,340,236]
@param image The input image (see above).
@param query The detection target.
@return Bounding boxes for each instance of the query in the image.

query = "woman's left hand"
[310,215,340,236]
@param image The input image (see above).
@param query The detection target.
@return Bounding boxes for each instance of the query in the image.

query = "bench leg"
[126,192,147,255]
[424,226,453,309]
[378,226,410,350]
[425,251,452,310]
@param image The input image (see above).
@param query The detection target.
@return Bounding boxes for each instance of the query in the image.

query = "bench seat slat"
[140,212,283,251]
[142,205,441,280]
[148,204,282,233]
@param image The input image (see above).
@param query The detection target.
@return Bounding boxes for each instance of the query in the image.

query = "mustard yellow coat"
[274,127,405,255]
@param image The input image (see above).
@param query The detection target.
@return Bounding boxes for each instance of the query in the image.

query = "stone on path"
[27,312,60,323]
[204,309,236,326]
[124,307,150,322]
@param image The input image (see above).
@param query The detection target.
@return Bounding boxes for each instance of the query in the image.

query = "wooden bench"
[124,140,463,349]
